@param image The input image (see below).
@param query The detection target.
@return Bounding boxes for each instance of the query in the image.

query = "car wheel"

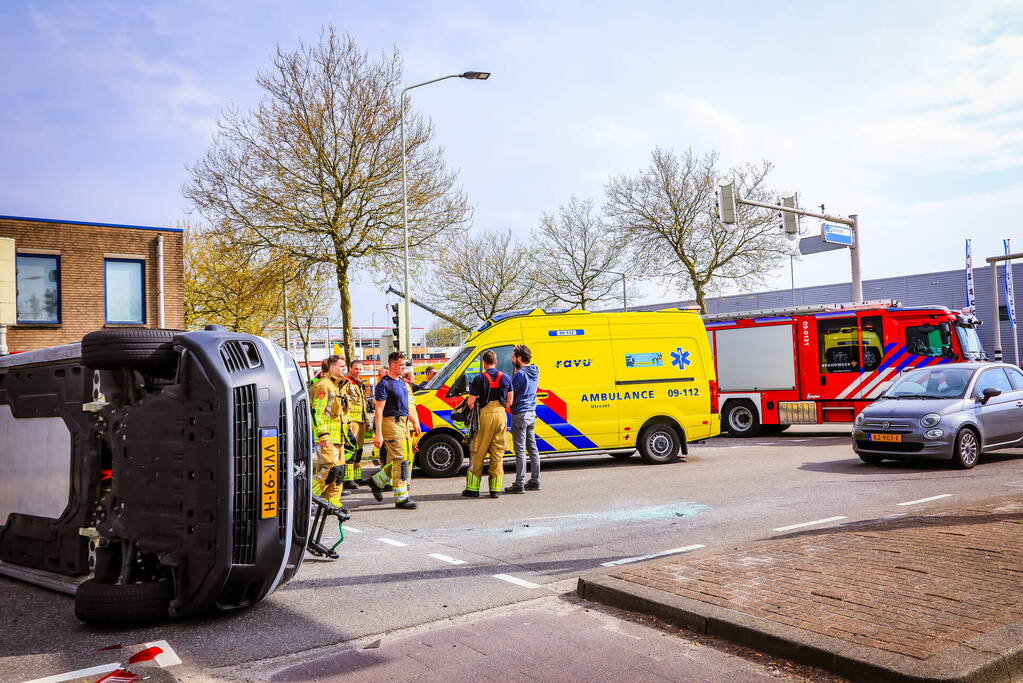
[858,454,885,465]
[74,578,172,626]
[724,401,761,437]
[82,329,179,373]
[417,433,465,477]
[638,422,681,464]
[953,428,980,469]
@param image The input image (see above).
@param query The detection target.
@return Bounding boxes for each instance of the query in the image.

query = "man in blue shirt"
[506,344,541,493]
[369,351,420,509]
[462,349,514,498]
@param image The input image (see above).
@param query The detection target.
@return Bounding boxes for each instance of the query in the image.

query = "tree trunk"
[694,284,707,315]
[333,254,354,365]
[302,340,311,382]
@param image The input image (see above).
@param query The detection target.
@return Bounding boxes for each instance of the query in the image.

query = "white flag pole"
[1005,239,1018,367]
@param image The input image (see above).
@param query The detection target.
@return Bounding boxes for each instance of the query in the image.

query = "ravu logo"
[555,359,592,368]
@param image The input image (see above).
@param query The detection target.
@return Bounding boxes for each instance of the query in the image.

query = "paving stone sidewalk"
[580,500,1023,682]
[264,597,830,682]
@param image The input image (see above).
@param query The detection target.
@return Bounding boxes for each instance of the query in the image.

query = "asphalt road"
[4,425,1023,681]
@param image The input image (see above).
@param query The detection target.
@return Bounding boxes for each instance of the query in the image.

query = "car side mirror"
[980,387,1001,403]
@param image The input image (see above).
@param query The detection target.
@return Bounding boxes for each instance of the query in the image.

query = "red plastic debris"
[96,670,139,683]
[101,469,113,481]
[128,646,163,664]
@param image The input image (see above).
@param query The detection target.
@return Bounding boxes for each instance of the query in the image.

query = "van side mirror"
[981,387,1001,403]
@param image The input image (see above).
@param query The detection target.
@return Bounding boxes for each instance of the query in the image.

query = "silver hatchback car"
[852,362,1023,469]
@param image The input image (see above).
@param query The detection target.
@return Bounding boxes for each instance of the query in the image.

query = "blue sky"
[2,1,1022,331]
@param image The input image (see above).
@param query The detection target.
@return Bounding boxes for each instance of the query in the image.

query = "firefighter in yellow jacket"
[310,355,350,507]
[462,349,514,498]
[342,360,369,489]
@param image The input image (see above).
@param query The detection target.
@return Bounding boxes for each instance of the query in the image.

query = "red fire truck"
[705,300,986,436]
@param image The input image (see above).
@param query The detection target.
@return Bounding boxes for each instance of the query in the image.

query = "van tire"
[417,433,465,478]
[75,578,172,626]
[723,400,761,437]
[638,422,681,464]
[82,329,178,372]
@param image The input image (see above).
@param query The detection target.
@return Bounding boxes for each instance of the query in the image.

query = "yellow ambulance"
[412,308,720,476]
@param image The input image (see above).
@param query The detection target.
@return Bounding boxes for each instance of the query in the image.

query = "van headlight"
[854,413,865,427]
[920,413,941,428]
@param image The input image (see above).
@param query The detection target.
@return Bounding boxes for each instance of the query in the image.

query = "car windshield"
[955,325,987,360]
[425,345,476,390]
[884,367,974,399]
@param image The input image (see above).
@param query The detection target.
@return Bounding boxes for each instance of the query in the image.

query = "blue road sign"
[822,223,854,246]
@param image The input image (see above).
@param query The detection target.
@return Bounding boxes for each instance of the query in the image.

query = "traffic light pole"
[733,197,861,304]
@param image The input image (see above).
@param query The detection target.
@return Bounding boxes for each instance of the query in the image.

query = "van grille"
[293,398,311,539]
[232,384,259,564]
[277,398,289,542]
[222,342,249,373]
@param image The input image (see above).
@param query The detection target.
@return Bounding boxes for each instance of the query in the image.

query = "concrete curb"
[577,574,1023,683]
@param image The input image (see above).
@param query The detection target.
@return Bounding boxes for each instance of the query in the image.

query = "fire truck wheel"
[74,578,172,626]
[723,401,761,437]
[417,433,465,477]
[638,421,681,464]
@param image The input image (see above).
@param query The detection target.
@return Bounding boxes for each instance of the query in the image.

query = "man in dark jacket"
[505,344,541,493]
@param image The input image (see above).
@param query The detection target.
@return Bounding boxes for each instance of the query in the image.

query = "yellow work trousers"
[345,422,367,482]
[312,442,344,506]
[371,417,413,503]
[466,403,507,493]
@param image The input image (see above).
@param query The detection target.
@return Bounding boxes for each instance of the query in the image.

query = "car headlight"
[854,413,865,427]
[920,413,941,428]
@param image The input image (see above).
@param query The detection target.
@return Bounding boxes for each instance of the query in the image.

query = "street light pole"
[400,70,490,361]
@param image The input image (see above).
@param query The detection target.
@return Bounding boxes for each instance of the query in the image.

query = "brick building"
[0,215,184,353]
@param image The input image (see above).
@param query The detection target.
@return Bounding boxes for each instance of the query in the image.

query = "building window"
[104,258,146,324]
[15,254,61,323]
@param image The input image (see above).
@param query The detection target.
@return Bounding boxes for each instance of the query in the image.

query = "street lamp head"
[461,71,491,80]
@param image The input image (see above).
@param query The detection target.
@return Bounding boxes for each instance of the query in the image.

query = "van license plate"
[260,428,279,519]
[869,433,902,443]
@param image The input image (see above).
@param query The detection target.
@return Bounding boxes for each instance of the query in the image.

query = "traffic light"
[716,180,737,227]
[388,302,407,353]
[780,193,799,235]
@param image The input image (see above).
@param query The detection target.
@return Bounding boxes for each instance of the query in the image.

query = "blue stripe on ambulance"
[535,405,598,449]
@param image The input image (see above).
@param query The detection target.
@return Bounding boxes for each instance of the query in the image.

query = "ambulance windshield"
[955,325,986,361]
[427,346,476,390]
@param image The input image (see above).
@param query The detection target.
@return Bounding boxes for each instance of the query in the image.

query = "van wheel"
[724,401,761,437]
[417,433,465,478]
[75,578,172,626]
[82,329,179,373]
[638,422,681,464]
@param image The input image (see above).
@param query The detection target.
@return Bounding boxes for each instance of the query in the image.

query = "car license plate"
[869,433,902,443]
[260,428,279,519]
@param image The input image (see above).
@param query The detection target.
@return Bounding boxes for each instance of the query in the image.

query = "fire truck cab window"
[818,317,860,373]
[905,322,953,358]
[860,316,884,371]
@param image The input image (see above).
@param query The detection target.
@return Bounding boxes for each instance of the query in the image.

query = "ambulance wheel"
[417,433,465,478]
[75,578,172,626]
[82,329,178,373]
[724,401,761,437]
[638,422,681,464]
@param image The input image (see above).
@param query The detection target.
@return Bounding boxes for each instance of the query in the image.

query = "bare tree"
[285,264,333,382]
[530,197,638,310]
[184,28,471,362]
[423,229,544,328]
[604,148,787,312]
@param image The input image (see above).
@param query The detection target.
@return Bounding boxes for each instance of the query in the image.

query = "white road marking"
[376,538,407,547]
[345,526,364,533]
[429,553,467,565]
[773,516,847,532]
[897,494,952,506]
[26,663,121,683]
[601,544,706,567]
[493,573,540,588]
